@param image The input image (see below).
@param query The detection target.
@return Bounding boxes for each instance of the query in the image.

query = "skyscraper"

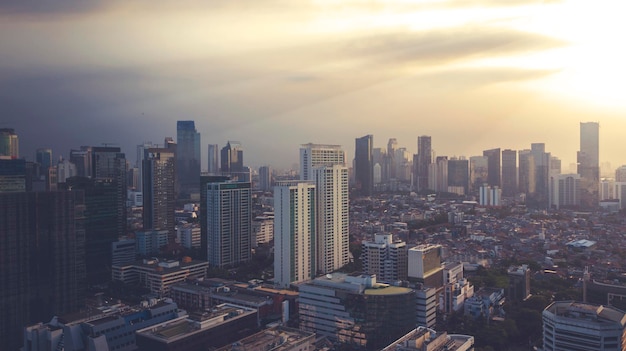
[35,148,52,172]
[447,157,469,195]
[416,136,432,192]
[354,134,374,196]
[64,176,120,285]
[220,141,243,173]
[274,180,316,288]
[469,155,488,193]
[501,149,517,197]
[207,144,219,174]
[518,149,535,195]
[176,121,201,199]
[91,146,127,238]
[0,191,86,350]
[483,148,501,188]
[300,143,349,274]
[530,143,551,208]
[0,128,18,158]
[386,138,398,181]
[136,142,154,191]
[203,177,252,267]
[578,122,600,208]
[143,145,176,242]
[258,165,272,191]
[70,146,92,178]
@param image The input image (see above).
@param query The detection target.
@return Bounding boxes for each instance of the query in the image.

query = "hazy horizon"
[2,0,625,171]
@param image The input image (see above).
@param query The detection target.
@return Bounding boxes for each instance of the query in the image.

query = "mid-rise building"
[136,229,169,256]
[479,185,501,206]
[23,299,185,351]
[361,233,408,282]
[382,327,474,351]
[299,273,416,350]
[203,177,252,267]
[177,223,201,249]
[543,301,626,351]
[508,264,531,302]
[135,304,258,351]
[464,287,505,320]
[253,213,274,246]
[274,180,316,288]
[408,245,443,288]
[549,173,581,209]
[415,285,438,328]
[215,326,315,351]
[112,238,136,266]
[112,258,208,297]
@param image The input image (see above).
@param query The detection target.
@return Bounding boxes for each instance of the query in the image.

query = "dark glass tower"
[483,148,501,187]
[0,191,86,350]
[35,148,52,173]
[355,134,374,196]
[501,149,517,197]
[91,146,127,238]
[416,136,432,192]
[64,177,118,285]
[447,158,469,195]
[176,121,201,199]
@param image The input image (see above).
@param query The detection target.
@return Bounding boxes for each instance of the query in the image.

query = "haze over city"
[2,0,625,168]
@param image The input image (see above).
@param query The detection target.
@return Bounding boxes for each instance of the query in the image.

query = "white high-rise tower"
[274,180,316,288]
[300,143,349,274]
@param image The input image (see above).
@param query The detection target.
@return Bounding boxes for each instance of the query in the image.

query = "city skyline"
[1,1,625,170]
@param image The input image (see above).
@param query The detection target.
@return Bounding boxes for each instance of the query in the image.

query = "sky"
[2,0,626,172]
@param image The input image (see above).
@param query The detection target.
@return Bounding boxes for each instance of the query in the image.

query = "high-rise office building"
[136,142,154,191]
[70,146,92,178]
[0,128,19,158]
[543,301,626,351]
[501,149,517,197]
[92,146,127,238]
[203,177,252,267]
[300,143,349,274]
[274,180,316,288]
[615,165,626,182]
[518,149,535,195]
[386,138,398,181]
[35,148,52,172]
[220,141,243,173]
[57,158,77,184]
[354,134,374,196]
[428,156,448,193]
[64,176,120,285]
[447,157,469,195]
[483,148,501,188]
[578,122,600,208]
[361,234,407,282]
[207,144,219,174]
[176,121,201,199]
[507,265,531,302]
[299,273,416,350]
[530,143,551,208]
[258,165,272,191]
[408,244,443,288]
[0,191,86,351]
[469,156,488,193]
[416,136,432,192]
[143,145,176,242]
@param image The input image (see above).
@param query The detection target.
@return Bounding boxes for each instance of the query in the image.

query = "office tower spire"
[354,134,374,196]
[176,121,201,199]
[300,143,349,274]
